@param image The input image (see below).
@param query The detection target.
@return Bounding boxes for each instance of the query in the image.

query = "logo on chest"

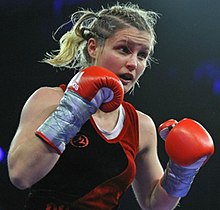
[70,134,89,148]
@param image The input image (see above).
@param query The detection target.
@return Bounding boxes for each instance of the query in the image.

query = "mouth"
[118,73,134,85]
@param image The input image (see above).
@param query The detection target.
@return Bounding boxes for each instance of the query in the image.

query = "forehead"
[107,27,152,49]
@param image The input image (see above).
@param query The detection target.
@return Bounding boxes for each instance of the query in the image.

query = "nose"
[126,54,138,71]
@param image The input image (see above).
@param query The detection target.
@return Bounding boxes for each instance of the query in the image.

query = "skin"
[8,26,180,209]
[89,27,149,94]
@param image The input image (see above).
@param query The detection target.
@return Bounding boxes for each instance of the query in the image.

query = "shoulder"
[122,102,157,152]
[20,86,64,125]
[29,86,64,103]
[136,110,155,128]
[136,110,157,153]
[24,86,64,112]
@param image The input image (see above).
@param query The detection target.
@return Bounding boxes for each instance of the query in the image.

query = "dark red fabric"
[25,84,139,210]
[71,102,139,209]
[59,84,67,92]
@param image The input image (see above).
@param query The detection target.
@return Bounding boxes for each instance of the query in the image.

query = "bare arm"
[8,87,64,189]
[132,111,180,210]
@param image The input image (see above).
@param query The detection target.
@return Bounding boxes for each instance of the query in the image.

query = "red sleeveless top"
[24,85,139,210]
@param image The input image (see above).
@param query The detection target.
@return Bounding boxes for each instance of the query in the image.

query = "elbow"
[8,157,33,190]
[10,178,31,190]
[8,168,32,190]
[9,174,32,190]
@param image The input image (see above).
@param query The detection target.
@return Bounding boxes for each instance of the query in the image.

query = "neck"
[93,107,119,118]
[92,107,121,132]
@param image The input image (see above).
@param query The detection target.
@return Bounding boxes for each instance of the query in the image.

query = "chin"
[123,86,132,94]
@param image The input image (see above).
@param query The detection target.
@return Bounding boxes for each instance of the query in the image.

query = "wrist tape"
[161,160,200,197]
[35,90,96,154]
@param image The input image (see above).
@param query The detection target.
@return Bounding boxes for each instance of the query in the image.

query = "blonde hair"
[43,2,159,70]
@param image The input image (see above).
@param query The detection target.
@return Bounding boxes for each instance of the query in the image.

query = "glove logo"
[68,71,84,91]
[71,81,79,91]
[70,134,89,148]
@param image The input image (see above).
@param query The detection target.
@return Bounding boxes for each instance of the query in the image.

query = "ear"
[87,38,98,58]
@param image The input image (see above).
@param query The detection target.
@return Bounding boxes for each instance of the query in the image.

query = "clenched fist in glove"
[158,118,214,197]
[36,66,124,154]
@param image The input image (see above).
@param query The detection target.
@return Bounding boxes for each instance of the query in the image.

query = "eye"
[117,46,131,55]
[138,51,148,61]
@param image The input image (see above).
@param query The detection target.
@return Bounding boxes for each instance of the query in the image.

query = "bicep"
[132,112,164,207]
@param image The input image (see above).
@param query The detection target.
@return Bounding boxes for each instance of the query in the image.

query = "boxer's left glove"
[35,66,124,154]
[158,118,214,197]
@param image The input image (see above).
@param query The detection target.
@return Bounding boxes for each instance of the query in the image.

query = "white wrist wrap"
[161,160,200,197]
[36,90,96,154]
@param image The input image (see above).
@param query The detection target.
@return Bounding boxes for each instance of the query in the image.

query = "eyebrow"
[116,39,150,51]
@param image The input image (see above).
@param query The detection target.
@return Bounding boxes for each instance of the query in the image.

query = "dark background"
[1,0,220,209]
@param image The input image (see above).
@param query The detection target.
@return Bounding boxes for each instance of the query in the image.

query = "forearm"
[149,180,180,210]
[8,136,59,189]
[133,174,180,210]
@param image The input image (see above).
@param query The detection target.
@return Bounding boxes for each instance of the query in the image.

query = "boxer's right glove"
[158,118,214,197]
[35,66,124,154]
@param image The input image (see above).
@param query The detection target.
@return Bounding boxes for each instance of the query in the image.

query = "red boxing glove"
[158,119,178,142]
[67,66,124,112]
[159,118,214,166]
[158,118,214,197]
[36,66,124,154]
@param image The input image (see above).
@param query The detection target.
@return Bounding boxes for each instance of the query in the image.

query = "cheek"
[97,54,122,73]
[139,69,145,78]
[136,64,146,79]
